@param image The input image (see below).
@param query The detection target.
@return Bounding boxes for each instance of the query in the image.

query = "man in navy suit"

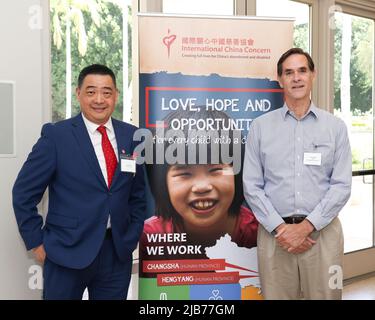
[12,64,146,300]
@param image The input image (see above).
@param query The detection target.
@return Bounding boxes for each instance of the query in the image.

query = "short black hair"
[77,64,117,88]
[277,48,315,77]
[146,108,245,226]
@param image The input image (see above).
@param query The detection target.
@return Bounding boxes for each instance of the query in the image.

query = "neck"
[285,98,311,119]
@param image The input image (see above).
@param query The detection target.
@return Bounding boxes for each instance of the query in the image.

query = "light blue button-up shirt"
[243,103,352,233]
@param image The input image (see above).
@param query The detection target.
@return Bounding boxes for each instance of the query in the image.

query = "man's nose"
[292,71,301,81]
[94,92,104,103]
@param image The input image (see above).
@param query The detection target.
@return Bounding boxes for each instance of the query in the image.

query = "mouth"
[91,106,107,113]
[189,199,218,214]
[292,84,304,90]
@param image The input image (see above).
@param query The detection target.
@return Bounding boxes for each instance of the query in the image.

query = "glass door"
[334,11,375,279]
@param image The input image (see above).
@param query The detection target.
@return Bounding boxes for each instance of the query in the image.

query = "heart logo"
[162,32,177,58]
[163,35,176,47]
[212,290,219,297]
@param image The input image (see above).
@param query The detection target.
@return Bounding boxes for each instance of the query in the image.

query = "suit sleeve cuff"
[23,232,43,251]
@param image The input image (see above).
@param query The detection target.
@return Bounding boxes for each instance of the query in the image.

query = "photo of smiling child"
[138,108,262,300]
[140,108,258,259]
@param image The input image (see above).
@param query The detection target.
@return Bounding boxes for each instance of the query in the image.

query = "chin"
[291,93,307,100]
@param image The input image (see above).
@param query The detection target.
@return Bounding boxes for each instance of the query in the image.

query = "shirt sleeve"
[306,120,352,230]
[243,120,285,233]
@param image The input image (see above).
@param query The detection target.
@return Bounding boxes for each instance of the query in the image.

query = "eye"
[103,91,112,98]
[173,172,191,177]
[209,166,224,173]
[86,90,95,96]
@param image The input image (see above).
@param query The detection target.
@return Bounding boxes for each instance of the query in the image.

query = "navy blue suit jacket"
[12,114,146,269]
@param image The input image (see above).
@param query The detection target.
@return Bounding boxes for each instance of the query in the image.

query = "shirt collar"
[282,102,319,120]
[81,113,114,135]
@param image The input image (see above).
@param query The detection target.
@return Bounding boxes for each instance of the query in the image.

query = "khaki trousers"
[257,218,344,300]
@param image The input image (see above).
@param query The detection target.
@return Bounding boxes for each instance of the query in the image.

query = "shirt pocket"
[304,140,334,173]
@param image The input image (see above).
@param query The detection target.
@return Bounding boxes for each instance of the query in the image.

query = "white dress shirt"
[82,113,118,228]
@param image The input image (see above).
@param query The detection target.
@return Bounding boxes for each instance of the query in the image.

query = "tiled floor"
[343,275,375,300]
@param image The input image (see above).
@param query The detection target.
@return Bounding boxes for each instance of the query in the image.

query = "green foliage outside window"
[293,23,309,53]
[50,0,131,122]
[334,17,373,115]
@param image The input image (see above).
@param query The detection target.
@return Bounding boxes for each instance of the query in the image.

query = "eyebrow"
[170,165,190,171]
[284,66,308,73]
[170,164,228,171]
[85,86,113,91]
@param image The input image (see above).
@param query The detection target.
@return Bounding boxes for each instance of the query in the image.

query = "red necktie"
[97,125,117,188]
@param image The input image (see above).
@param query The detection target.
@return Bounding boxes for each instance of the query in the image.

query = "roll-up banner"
[138,14,293,300]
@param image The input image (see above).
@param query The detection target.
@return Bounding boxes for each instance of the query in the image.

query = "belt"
[105,228,112,238]
[283,216,306,224]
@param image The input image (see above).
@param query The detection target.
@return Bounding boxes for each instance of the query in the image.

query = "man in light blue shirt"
[243,48,352,299]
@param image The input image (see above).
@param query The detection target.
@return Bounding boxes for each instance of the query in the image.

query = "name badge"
[303,152,322,166]
[120,154,136,173]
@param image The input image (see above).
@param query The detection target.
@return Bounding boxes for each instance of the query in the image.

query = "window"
[256,0,310,52]
[334,12,374,253]
[163,0,234,15]
[50,0,133,123]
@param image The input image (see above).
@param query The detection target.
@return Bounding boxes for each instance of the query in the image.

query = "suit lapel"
[111,118,132,189]
[71,114,107,189]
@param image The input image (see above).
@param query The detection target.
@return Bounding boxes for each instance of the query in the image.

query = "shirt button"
[297,137,301,142]
[297,156,300,160]
[297,173,300,177]
[297,192,300,195]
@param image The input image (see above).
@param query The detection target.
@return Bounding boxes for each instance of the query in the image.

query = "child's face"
[166,164,235,230]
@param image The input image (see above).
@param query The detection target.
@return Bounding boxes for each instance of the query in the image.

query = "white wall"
[0,0,50,299]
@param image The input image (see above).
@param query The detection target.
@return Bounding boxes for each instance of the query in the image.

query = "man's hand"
[287,237,316,254]
[32,244,46,263]
[275,220,316,254]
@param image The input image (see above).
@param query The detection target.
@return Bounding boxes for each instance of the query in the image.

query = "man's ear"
[312,69,317,81]
[278,77,284,89]
[115,88,120,104]
[75,87,81,99]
